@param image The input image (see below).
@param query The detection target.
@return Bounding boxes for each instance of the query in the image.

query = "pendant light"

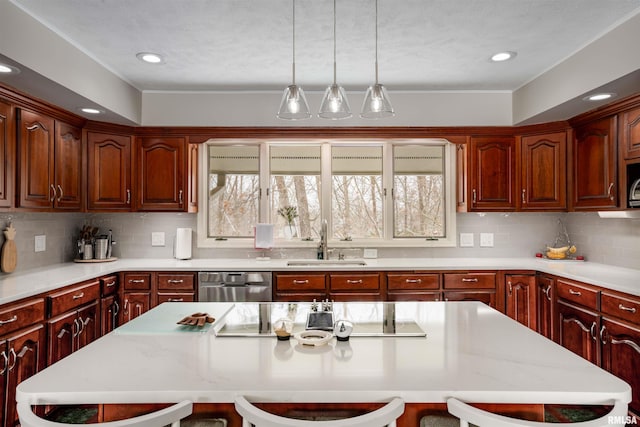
[360,0,394,119]
[277,0,311,120]
[319,0,351,119]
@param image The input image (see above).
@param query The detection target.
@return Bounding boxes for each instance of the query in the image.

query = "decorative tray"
[74,257,118,263]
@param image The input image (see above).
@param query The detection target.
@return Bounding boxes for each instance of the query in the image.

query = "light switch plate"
[480,233,494,247]
[151,232,165,247]
[459,233,474,247]
[35,235,46,252]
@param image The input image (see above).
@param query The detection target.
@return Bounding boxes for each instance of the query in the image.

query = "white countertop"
[17,301,631,406]
[1,257,639,305]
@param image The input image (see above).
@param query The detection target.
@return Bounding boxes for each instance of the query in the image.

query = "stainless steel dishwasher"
[198,272,272,302]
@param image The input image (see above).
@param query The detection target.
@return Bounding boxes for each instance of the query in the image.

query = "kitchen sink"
[286,259,367,266]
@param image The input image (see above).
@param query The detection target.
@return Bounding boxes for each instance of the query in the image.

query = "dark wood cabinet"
[557,300,600,365]
[187,142,198,213]
[121,293,151,323]
[87,131,132,210]
[468,136,516,211]
[53,122,82,210]
[0,100,14,209]
[620,105,640,160]
[100,294,120,336]
[137,137,186,211]
[536,274,556,341]
[444,290,496,307]
[518,132,567,210]
[572,116,618,209]
[387,273,440,301]
[505,274,537,330]
[47,300,99,365]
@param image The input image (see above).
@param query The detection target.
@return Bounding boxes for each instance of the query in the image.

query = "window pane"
[270,145,321,240]
[393,145,445,238]
[207,145,259,238]
[332,146,383,239]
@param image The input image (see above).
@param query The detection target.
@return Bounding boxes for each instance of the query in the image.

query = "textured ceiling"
[9,0,640,92]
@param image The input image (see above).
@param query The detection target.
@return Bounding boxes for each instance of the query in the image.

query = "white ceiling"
[8,0,640,92]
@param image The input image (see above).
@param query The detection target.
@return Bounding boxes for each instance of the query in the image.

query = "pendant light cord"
[374,0,379,84]
[292,0,296,85]
[332,0,337,84]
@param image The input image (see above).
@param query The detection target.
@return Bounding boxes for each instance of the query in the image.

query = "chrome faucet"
[319,219,328,260]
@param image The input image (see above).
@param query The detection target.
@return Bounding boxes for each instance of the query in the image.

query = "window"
[198,139,456,247]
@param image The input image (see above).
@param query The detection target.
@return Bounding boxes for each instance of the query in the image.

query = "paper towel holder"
[174,228,192,260]
[254,224,274,261]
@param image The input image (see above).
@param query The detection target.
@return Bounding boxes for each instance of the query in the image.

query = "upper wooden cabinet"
[620,105,640,160]
[87,131,132,211]
[17,109,82,210]
[0,100,14,209]
[571,116,618,210]
[468,136,516,211]
[518,132,567,210]
[137,137,186,211]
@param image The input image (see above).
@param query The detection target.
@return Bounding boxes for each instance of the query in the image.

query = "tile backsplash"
[0,211,638,275]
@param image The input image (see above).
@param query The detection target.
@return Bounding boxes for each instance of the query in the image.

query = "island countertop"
[1,257,639,305]
[17,301,631,408]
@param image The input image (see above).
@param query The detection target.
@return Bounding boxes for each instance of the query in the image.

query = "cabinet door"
[87,131,132,210]
[76,301,99,350]
[536,274,556,341]
[187,142,198,213]
[101,294,119,336]
[53,122,82,210]
[620,106,640,160]
[601,317,640,415]
[557,300,600,365]
[572,117,618,209]
[121,293,151,324]
[5,324,46,427]
[469,136,516,210]
[519,132,567,210]
[17,109,54,208]
[505,275,537,330]
[47,310,76,365]
[137,137,185,211]
[0,100,14,208]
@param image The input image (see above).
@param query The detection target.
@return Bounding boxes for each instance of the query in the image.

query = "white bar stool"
[234,396,404,427]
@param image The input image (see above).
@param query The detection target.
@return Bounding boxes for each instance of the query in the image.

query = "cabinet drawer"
[557,279,599,310]
[123,273,151,290]
[158,273,195,291]
[443,272,496,289]
[387,273,439,290]
[49,281,100,317]
[330,273,380,291]
[157,293,195,304]
[276,274,326,291]
[100,275,119,296]
[601,291,640,324]
[0,298,45,336]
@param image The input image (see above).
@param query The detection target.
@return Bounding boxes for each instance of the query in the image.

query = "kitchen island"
[16,301,631,426]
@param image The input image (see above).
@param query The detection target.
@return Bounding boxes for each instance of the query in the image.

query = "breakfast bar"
[16,301,631,426]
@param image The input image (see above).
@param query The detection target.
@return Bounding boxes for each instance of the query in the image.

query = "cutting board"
[1,223,17,273]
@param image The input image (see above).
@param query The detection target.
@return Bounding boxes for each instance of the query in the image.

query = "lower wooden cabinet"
[536,274,556,341]
[505,274,537,330]
[121,293,151,323]
[444,291,496,308]
[47,300,99,365]
[101,294,120,336]
[557,300,600,365]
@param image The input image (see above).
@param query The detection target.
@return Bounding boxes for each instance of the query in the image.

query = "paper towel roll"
[175,228,192,260]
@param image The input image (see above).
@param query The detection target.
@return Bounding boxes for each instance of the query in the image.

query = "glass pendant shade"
[319,83,351,119]
[361,83,394,118]
[277,84,311,120]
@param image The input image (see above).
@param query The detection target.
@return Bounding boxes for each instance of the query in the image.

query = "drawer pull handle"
[292,280,309,285]
[168,298,184,302]
[167,279,184,284]
[568,289,582,296]
[105,281,116,287]
[618,304,637,313]
[405,279,422,284]
[346,279,363,284]
[129,279,145,284]
[462,278,479,282]
[0,315,18,325]
[72,292,85,299]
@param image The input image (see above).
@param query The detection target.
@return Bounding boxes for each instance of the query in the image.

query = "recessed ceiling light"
[80,107,103,114]
[584,93,615,102]
[490,51,517,62]
[136,52,164,64]
[0,63,20,74]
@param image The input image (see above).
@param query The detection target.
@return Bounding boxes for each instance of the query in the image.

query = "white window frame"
[197,138,456,248]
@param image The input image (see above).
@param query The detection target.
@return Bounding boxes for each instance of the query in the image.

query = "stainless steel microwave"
[630,178,640,207]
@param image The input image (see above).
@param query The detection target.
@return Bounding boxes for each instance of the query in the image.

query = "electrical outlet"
[480,233,494,247]
[459,233,474,247]
[151,232,165,247]
[35,235,46,252]
[363,248,377,259]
